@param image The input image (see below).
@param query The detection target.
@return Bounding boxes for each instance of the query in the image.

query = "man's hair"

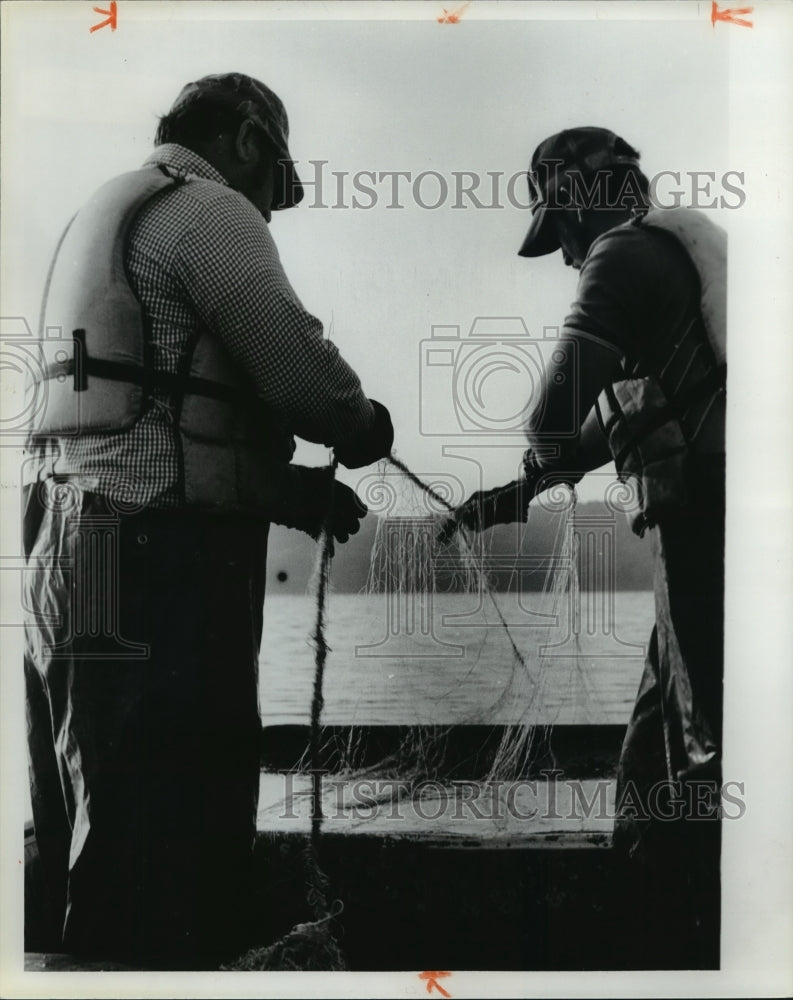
[155,96,248,149]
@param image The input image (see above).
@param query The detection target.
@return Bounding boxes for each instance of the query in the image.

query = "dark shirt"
[565,220,704,372]
[532,217,725,466]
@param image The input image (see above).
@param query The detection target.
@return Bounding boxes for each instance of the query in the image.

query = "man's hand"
[436,455,580,544]
[437,480,530,544]
[274,466,368,550]
[315,480,368,547]
[335,399,394,469]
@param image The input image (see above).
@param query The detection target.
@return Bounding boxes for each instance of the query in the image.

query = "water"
[259,591,654,727]
[23,591,653,827]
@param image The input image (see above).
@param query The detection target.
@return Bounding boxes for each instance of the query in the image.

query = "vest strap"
[37,353,240,402]
[611,365,726,469]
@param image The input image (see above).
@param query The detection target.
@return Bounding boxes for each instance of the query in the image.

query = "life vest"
[27,166,295,515]
[595,208,727,535]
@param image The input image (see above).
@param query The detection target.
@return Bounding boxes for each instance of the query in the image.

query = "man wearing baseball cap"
[23,73,393,967]
[445,126,726,966]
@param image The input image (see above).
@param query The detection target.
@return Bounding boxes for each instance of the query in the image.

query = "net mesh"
[231,455,582,970]
[346,458,578,784]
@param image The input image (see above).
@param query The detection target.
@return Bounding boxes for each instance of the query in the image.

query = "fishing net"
[228,452,587,970]
[306,456,581,788]
[225,908,346,972]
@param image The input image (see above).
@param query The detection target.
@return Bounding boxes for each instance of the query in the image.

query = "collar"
[143,144,229,187]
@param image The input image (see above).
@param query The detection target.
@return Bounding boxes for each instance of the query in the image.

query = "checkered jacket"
[26,144,375,508]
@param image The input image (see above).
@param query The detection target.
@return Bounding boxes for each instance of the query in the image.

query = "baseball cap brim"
[517,202,561,258]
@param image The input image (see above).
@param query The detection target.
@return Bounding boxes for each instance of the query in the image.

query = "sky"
[1,1,732,501]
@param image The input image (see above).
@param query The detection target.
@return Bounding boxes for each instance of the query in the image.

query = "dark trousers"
[24,486,269,968]
[613,501,725,968]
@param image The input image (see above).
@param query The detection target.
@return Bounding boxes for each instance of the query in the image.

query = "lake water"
[22,590,653,828]
[259,591,655,727]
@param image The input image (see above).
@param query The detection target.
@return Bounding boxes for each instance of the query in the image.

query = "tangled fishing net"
[227,451,586,970]
[313,453,585,786]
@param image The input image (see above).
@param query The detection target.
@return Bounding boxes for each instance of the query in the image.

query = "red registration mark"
[418,970,452,998]
[90,1,117,33]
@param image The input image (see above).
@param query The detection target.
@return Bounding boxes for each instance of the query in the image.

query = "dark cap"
[517,126,641,257]
[168,72,304,210]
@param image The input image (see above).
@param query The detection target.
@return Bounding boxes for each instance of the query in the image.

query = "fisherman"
[444,127,726,967]
[23,73,393,969]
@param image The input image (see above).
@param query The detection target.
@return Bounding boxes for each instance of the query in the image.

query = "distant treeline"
[266,502,654,594]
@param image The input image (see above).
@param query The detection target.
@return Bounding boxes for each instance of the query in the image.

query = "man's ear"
[233,119,260,164]
[556,183,576,210]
